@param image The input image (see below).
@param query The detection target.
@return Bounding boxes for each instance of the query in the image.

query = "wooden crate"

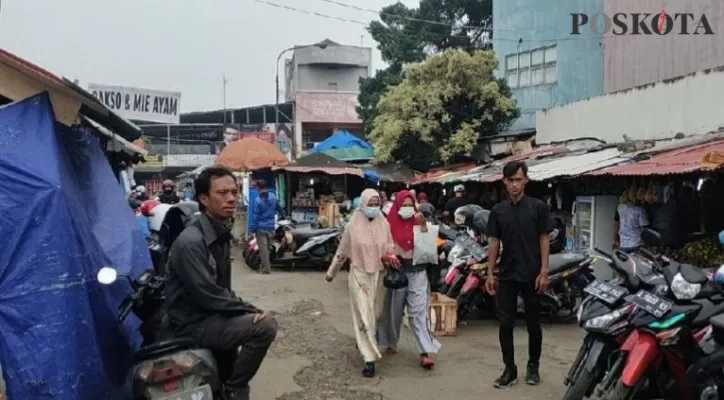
[429,293,457,337]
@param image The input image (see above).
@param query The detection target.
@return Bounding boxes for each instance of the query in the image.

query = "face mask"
[398,206,415,220]
[362,206,380,219]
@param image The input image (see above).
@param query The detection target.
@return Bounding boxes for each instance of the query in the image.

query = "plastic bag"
[384,268,409,289]
[413,224,439,266]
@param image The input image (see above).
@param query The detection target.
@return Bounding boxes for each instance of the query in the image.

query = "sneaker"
[494,367,518,388]
[525,362,540,385]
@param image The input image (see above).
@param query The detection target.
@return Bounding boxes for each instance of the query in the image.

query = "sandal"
[420,354,436,369]
[362,362,375,378]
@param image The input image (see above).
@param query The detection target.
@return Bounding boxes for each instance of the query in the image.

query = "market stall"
[273,152,364,226]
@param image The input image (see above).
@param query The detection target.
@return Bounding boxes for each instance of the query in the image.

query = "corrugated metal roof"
[588,138,724,176]
[272,165,364,176]
[526,148,624,181]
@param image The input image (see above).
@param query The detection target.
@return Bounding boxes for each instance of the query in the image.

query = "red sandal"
[420,355,436,369]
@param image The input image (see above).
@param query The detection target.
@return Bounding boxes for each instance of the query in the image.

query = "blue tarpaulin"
[0,93,150,399]
[363,169,380,183]
[308,130,373,152]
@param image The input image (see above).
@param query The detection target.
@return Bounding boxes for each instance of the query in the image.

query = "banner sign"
[88,84,181,124]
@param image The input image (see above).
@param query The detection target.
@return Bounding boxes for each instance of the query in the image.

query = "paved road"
[233,255,583,400]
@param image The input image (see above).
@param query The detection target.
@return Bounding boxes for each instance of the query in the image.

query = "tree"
[357,0,493,149]
[368,49,519,170]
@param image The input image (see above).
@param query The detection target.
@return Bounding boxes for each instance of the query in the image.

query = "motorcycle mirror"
[97,266,118,285]
[641,228,663,247]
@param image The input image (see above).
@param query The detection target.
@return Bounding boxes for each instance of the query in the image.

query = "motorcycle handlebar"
[118,300,134,323]
[593,247,613,259]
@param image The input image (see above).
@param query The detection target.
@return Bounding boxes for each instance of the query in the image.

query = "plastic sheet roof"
[526,148,625,181]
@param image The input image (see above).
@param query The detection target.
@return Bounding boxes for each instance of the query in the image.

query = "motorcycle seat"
[549,253,588,275]
[711,314,724,331]
[133,337,199,363]
[292,227,338,241]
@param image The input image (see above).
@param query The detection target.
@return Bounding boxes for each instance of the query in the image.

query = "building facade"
[493,0,605,133]
[284,39,372,155]
[603,0,724,94]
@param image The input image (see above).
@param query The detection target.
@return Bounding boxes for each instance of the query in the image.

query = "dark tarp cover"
[0,93,150,399]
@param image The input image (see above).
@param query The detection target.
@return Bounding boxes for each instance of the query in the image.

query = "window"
[504,45,557,88]
[328,82,337,91]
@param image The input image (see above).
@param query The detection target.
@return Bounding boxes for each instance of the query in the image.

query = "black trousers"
[496,280,542,369]
[187,314,278,394]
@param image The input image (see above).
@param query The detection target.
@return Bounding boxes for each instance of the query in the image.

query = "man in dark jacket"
[165,167,278,400]
[249,180,284,274]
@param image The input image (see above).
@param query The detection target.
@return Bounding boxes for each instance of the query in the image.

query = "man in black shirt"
[165,167,278,400]
[485,161,553,388]
[443,184,470,217]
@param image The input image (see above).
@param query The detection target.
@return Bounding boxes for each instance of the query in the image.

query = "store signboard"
[165,154,217,167]
[141,154,164,167]
[88,83,181,124]
[295,92,360,123]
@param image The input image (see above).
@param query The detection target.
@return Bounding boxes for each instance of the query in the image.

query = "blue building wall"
[493,0,604,133]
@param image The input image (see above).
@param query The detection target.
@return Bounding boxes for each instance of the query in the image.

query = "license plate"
[158,384,213,400]
[583,280,627,305]
[630,290,673,318]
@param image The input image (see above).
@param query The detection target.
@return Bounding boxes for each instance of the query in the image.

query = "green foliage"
[357,0,497,168]
[369,49,519,168]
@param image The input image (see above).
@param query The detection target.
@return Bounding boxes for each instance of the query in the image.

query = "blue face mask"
[362,206,380,219]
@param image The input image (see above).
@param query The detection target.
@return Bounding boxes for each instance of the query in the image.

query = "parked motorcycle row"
[562,228,724,400]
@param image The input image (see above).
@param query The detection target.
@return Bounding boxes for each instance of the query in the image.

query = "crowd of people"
[130,160,552,399]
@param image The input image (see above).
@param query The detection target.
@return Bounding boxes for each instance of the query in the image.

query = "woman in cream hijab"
[326,188,400,377]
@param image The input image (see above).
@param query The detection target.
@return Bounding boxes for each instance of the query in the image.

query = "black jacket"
[164,214,259,332]
[159,192,180,204]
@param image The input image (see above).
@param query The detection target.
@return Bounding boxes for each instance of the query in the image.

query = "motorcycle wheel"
[247,251,261,270]
[562,368,596,400]
[604,380,638,400]
[446,275,466,298]
[456,291,474,320]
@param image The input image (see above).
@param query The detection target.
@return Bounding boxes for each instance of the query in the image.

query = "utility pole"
[223,74,228,126]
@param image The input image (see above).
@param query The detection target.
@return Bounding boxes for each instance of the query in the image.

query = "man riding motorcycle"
[164,167,278,400]
[158,179,181,204]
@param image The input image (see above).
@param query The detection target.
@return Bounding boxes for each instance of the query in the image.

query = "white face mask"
[398,206,415,220]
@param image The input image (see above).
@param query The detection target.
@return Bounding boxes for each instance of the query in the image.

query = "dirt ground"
[232,254,584,400]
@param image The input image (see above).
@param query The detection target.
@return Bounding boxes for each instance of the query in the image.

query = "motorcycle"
[562,239,668,400]
[96,267,221,399]
[246,218,342,270]
[594,232,724,400]
[687,313,724,399]
[439,234,487,297]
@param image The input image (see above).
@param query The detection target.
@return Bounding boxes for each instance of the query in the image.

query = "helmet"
[453,184,465,193]
[715,265,724,285]
[140,199,161,216]
[719,231,724,246]
[471,209,490,235]
[136,185,146,193]
[419,203,435,220]
[454,204,483,226]
[128,199,141,211]
[352,197,361,210]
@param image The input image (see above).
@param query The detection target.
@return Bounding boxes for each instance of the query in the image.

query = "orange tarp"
[215,137,290,171]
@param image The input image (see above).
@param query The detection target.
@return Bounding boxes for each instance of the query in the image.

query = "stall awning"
[588,138,724,176]
[83,117,147,157]
[273,152,363,176]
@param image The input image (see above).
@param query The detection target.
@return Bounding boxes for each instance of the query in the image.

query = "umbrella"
[216,137,290,171]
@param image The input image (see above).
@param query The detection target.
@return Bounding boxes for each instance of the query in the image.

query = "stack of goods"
[291,188,316,208]
[680,237,724,268]
[649,236,724,268]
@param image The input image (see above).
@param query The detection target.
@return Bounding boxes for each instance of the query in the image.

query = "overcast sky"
[0,0,418,112]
